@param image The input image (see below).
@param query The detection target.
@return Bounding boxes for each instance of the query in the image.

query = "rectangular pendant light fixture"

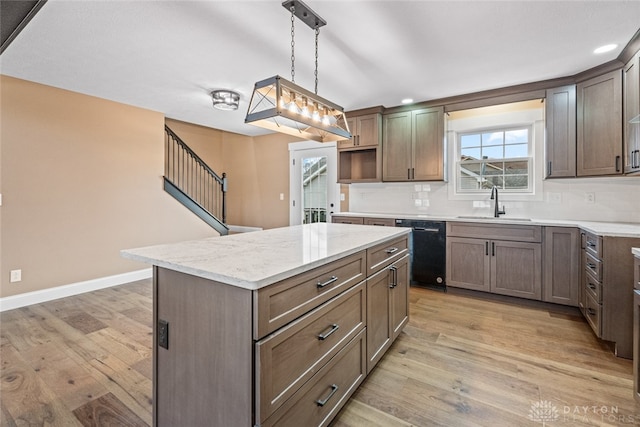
[245,75,350,142]
[245,0,351,143]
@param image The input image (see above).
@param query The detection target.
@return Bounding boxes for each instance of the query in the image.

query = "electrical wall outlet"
[10,269,22,283]
[158,319,169,349]
[585,192,595,204]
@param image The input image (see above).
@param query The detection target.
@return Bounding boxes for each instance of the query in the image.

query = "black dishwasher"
[396,219,446,291]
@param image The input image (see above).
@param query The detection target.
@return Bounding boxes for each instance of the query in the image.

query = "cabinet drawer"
[585,291,602,336]
[584,251,602,281]
[332,216,364,225]
[254,251,366,339]
[584,232,603,258]
[255,282,366,423]
[447,222,542,243]
[366,235,409,276]
[584,272,602,303]
[363,217,396,227]
[262,329,367,427]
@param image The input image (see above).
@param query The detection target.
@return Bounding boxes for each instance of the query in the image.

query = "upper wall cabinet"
[545,85,576,178]
[382,106,445,181]
[623,51,640,174]
[337,113,382,183]
[577,70,623,177]
[337,113,381,149]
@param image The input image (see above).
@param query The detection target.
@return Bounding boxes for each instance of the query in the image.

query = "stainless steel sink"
[456,216,531,221]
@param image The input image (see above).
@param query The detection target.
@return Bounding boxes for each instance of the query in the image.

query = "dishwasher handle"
[413,227,440,233]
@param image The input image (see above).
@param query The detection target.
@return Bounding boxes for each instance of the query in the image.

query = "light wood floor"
[1,280,638,426]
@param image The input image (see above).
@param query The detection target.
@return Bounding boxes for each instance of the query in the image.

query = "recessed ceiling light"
[593,44,618,54]
[401,98,414,104]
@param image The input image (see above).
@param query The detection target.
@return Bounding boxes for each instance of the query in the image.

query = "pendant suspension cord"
[290,6,295,83]
[314,26,319,94]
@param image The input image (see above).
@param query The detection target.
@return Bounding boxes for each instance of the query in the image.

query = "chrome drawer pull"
[587,308,597,316]
[317,324,339,340]
[588,283,596,290]
[587,262,597,269]
[315,384,339,407]
[317,276,338,289]
[385,247,398,254]
[587,242,596,247]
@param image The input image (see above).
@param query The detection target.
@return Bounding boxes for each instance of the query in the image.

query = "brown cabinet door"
[356,114,381,148]
[491,240,542,300]
[577,70,623,176]
[623,52,640,174]
[390,255,410,340]
[382,111,412,181]
[366,266,392,373]
[337,116,358,149]
[545,85,577,177]
[338,114,381,149]
[543,227,580,306]
[413,107,444,181]
[446,237,490,292]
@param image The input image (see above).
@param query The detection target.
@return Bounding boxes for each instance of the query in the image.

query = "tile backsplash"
[348,177,640,223]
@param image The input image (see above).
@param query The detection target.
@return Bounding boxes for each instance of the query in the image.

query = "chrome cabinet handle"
[615,155,621,172]
[587,308,597,316]
[385,247,398,254]
[587,262,597,269]
[317,324,339,340]
[548,161,552,176]
[317,276,338,289]
[389,265,398,288]
[587,241,596,247]
[588,283,596,290]
[316,384,339,407]
[485,241,489,256]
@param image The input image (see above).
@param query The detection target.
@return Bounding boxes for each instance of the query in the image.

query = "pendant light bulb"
[288,92,299,114]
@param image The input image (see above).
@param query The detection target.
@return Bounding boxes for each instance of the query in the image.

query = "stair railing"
[164,125,227,225]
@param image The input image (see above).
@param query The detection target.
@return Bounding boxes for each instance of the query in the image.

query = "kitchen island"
[122,223,411,427]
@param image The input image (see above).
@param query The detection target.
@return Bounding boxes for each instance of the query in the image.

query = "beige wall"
[0,76,218,298]
[164,119,300,230]
[1,76,309,299]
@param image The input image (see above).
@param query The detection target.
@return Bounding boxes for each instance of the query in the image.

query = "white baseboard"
[0,268,152,312]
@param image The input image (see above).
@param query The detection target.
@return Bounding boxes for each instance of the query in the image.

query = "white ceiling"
[1,0,639,137]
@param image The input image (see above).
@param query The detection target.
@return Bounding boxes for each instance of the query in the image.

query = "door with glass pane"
[289,143,339,225]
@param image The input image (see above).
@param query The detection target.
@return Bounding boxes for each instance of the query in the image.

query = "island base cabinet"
[366,254,409,373]
[154,267,253,427]
[262,329,367,427]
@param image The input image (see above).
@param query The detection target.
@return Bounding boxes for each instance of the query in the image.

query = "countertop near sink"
[633,247,640,257]
[334,212,640,238]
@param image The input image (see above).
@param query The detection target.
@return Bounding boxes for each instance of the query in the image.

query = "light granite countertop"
[334,212,640,238]
[633,247,640,257]
[121,223,410,290]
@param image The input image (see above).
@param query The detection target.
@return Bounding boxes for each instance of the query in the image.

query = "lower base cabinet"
[446,223,542,300]
[543,227,580,306]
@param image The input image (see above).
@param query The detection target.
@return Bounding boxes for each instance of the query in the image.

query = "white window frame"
[456,125,533,194]
[446,102,545,202]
